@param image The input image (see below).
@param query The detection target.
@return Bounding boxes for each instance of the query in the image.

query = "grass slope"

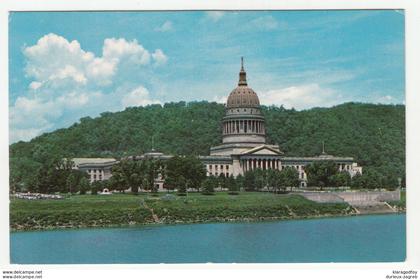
[10,192,353,231]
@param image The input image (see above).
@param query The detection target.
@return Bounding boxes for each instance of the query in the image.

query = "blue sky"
[8,10,405,143]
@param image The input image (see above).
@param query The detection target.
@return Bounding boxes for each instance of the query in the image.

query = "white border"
[1,1,419,278]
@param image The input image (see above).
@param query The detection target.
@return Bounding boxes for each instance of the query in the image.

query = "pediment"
[240,145,283,156]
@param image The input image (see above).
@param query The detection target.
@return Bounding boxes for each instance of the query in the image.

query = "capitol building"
[74,58,362,189]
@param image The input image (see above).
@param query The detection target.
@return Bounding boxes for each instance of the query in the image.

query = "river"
[10,214,405,264]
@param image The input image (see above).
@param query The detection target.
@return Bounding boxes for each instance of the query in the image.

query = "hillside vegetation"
[10,101,405,189]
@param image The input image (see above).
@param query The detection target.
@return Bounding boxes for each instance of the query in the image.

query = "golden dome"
[226,57,260,109]
[226,86,260,108]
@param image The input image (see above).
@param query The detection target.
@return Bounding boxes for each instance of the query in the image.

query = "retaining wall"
[299,190,400,205]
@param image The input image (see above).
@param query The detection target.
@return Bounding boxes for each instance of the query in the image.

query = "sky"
[8,10,405,143]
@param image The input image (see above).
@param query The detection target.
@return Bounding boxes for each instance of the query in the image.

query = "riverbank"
[10,192,404,231]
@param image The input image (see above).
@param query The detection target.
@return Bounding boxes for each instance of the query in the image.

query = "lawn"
[10,192,352,231]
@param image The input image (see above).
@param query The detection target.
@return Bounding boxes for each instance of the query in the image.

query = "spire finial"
[238,57,247,86]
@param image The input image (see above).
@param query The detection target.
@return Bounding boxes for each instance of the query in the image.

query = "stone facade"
[72,158,117,183]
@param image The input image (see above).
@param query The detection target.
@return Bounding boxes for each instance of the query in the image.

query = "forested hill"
[10,101,405,182]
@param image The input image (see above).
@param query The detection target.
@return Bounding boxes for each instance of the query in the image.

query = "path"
[140,199,160,223]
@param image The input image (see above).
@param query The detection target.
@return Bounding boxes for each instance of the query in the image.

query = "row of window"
[90,174,103,182]
[88,169,104,173]
[208,164,230,176]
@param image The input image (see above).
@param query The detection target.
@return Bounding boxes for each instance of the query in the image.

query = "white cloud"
[206,11,225,22]
[259,83,344,110]
[23,34,94,87]
[10,97,62,132]
[375,95,398,104]
[121,86,161,108]
[49,65,87,85]
[102,37,151,66]
[155,20,173,32]
[29,81,42,90]
[212,95,227,104]
[152,49,168,66]
[10,127,53,143]
[10,33,167,143]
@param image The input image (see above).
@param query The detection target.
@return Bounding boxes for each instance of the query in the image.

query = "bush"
[201,177,215,195]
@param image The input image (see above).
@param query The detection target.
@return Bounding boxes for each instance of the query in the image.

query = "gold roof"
[226,57,260,109]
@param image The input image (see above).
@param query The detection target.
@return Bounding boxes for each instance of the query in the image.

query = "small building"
[72,158,118,183]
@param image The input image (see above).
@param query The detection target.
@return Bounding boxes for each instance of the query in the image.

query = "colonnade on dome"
[223,119,265,135]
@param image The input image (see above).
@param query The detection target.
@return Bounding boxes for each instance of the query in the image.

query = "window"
[226,165,229,170]
[99,175,102,180]
[209,165,213,169]
[221,165,224,170]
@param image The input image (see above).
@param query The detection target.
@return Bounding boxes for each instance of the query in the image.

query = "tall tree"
[227,175,239,195]
[305,161,338,190]
[281,167,300,191]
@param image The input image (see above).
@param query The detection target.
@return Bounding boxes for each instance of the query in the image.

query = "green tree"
[176,176,187,196]
[66,172,80,194]
[91,180,103,195]
[165,156,206,193]
[227,175,239,195]
[254,169,266,191]
[79,177,90,195]
[217,173,227,191]
[305,161,338,190]
[281,167,300,191]
[201,177,216,195]
[330,172,351,188]
[235,174,245,192]
[244,171,256,191]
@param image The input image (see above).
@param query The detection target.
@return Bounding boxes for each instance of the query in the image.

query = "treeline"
[18,154,401,195]
[10,101,405,191]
